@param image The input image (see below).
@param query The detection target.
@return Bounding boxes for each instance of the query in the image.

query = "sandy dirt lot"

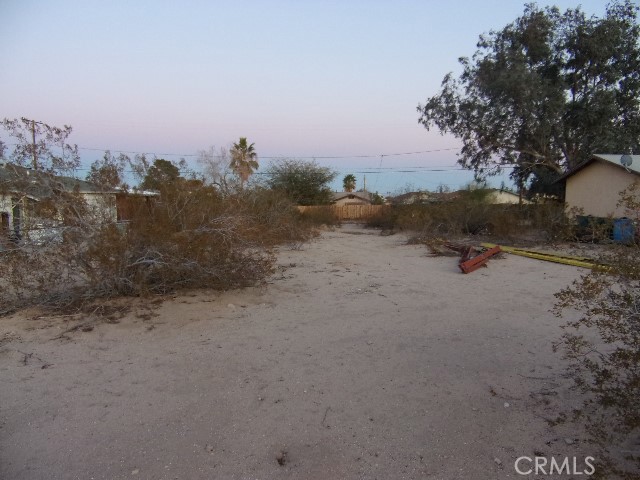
[0,224,595,479]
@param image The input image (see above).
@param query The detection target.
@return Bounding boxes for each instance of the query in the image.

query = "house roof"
[390,191,434,204]
[331,191,372,202]
[0,162,115,199]
[114,187,160,197]
[488,188,519,196]
[557,153,640,182]
[389,190,461,204]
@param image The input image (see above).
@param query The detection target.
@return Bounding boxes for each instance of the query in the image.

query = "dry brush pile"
[367,189,572,241]
[1,174,314,314]
[553,242,640,479]
[553,184,640,479]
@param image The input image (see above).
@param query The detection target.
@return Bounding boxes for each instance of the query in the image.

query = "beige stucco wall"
[565,161,639,217]
[488,191,529,205]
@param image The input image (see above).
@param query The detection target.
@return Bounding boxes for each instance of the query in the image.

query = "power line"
[259,147,461,160]
[2,138,517,184]
[78,146,461,159]
[70,165,514,174]
[372,154,384,192]
[2,141,460,160]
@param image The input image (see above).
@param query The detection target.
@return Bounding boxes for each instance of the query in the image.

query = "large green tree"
[140,159,182,191]
[417,1,640,188]
[265,159,337,206]
[230,137,259,185]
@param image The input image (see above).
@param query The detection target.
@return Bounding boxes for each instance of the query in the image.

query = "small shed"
[558,154,640,217]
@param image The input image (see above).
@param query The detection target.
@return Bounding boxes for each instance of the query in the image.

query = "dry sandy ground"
[1,224,596,480]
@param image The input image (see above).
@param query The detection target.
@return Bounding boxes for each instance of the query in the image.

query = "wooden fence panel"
[297,205,389,221]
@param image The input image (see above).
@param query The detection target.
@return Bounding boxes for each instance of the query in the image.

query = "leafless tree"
[2,117,80,173]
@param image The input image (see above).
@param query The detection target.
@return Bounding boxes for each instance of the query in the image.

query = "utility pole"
[21,117,43,170]
[30,119,37,170]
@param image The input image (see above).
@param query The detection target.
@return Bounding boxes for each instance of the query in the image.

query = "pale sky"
[1,0,611,193]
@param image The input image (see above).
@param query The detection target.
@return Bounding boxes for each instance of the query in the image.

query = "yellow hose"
[480,243,600,269]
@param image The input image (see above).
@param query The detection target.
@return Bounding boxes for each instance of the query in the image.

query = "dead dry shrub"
[406,234,460,256]
[370,190,504,236]
[298,205,340,228]
[1,181,314,314]
[394,204,436,232]
[576,216,616,243]
[488,202,578,242]
[365,208,398,230]
[369,192,577,243]
[525,203,579,242]
[224,188,316,247]
[527,203,619,244]
[553,185,640,479]
[553,243,640,479]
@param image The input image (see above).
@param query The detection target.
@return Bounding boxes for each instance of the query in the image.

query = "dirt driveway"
[0,225,592,479]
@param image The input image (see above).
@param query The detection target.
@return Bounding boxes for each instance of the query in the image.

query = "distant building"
[486,189,530,205]
[0,162,117,245]
[388,191,436,205]
[389,188,528,206]
[331,191,373,206]
[557,153,640,217]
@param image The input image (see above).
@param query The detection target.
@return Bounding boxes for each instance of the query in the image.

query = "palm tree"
[230,137,258,186]
[343,174,356,192]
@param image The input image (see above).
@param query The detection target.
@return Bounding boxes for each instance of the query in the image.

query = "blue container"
[613,218,635,243]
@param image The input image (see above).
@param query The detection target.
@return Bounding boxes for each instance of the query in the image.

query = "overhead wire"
[1,140,516,192]
[2,141,460,160]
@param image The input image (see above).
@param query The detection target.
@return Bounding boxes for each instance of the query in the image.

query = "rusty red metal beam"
[459,246,502,274]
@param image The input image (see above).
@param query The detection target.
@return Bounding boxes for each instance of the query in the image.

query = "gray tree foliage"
[1,117,80,173]
[417,1,640,189]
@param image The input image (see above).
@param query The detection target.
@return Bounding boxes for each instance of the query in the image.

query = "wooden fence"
[297,204,389,221]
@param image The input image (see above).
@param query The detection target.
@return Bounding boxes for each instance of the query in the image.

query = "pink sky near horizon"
[1,0,611,192]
